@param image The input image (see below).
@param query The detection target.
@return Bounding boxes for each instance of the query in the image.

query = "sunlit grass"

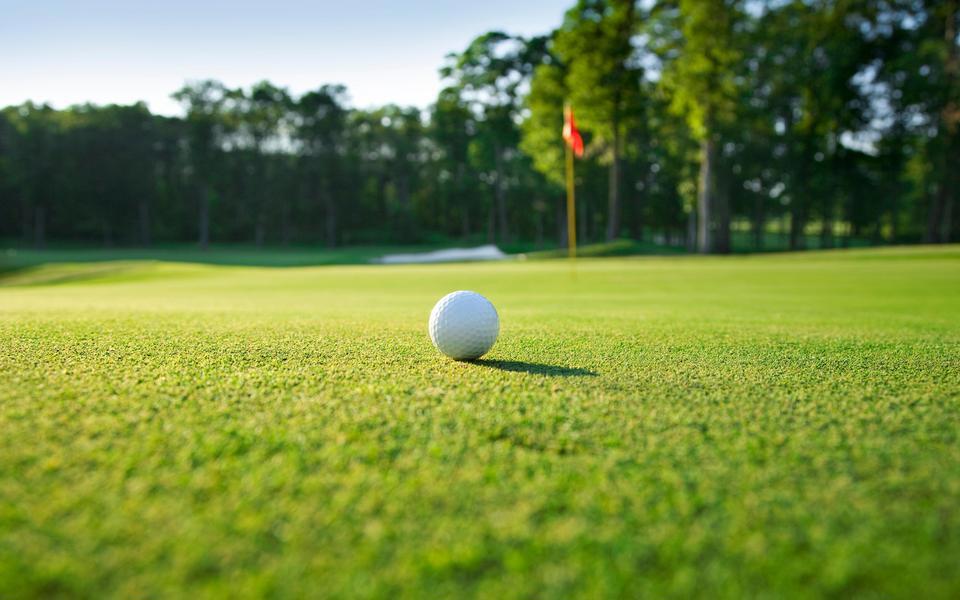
[1,246,959,597]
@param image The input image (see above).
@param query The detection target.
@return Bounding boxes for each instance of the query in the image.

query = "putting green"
[1,246,959,597]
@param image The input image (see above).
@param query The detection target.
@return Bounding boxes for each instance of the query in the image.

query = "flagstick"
[565,141,577,260]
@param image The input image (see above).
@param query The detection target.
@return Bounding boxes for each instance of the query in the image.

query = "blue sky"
[1,0,571,115]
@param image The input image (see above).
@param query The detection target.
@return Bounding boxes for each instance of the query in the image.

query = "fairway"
[2,247,959,597]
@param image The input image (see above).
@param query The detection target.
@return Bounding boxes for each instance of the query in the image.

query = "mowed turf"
[1,246,959,598]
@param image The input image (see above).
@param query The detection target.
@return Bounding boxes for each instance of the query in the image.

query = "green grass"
[0,244,443,271]
[0,240,665,272]
[524,238,686,259]
[0,231,881,275]
[1,246,959,598]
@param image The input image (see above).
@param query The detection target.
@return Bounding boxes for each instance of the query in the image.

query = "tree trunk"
[820,214,833,249]
[399,175,411,210]
[790,137,812,251]
[139,197,151,246]
[535,200,544,249]
[714,164,731,254]
[944,192,955,243]
[889,204,898,242]
[633,169,647,242]
[943,0,958,241]
[687,209,697,253]
[789,206,805,250]
[925,187,944,243]
[604,2,634,242]
[486,201,495,243]
[456,164,470,239]
[378,175,388,220]
[255,216,265,247]
[255,177,267,247]
[633,193,644,242]
[697,137,716,254]
[99,181,111,247]
[20,198,31,244]
[102,220,113,248]
[606,128,622,241]
[280,200,291,247]
[198,184,210,251]
[753,193,764,251]
[870,220,883,246]
[461,209,471,239]
[324,193,337,248]
[929,0,959,243]
[494,147,508,244]
[33,205,45,249]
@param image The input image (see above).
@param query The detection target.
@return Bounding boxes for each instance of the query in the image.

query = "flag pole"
[564,106,577,260]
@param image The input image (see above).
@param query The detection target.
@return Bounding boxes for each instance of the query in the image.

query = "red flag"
[562,105,584,158]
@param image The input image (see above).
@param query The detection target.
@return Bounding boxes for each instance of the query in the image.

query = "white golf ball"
[428,290,499,360]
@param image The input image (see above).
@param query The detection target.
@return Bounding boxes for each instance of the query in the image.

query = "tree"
[875,0,959,243]
[294,85,349,247]
[554,0,644,241]
[442,32,550,243]
[430,87,478,237]
[658,0,743,253]
[1,2,955,254]
[172,80,231,250]
[232,81,292,246]
[348,106,426,243]
[2,104,64,248]
[521,60,569,245]
[0,111,16,241]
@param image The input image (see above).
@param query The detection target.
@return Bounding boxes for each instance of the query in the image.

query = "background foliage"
[0,0,956,252]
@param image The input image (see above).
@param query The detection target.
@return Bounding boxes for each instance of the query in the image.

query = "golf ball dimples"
[429,291,499,360]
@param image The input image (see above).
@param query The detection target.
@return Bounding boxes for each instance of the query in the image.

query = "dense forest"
[1,0,957,253]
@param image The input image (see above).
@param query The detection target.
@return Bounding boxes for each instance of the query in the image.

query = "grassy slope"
[0,241,664,272]
[1,246,959,598]
[0,245,432,270]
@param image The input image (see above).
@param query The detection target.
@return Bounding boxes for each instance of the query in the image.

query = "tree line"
[1,0,956,253]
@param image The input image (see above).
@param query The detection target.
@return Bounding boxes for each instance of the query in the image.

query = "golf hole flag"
[563,105,584,157]
[562,104,581,259]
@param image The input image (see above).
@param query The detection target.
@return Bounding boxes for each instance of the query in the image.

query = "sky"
[1,0,571,116]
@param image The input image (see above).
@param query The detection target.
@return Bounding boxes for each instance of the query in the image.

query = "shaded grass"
[524,238,686,259]
[469,359,599,377]
[0,246,959,598]
[0,244,438,270]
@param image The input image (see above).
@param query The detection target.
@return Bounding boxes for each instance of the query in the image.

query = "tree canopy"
[1,0,956,251]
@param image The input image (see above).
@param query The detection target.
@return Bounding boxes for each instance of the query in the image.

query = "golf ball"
[428,291,499,360]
